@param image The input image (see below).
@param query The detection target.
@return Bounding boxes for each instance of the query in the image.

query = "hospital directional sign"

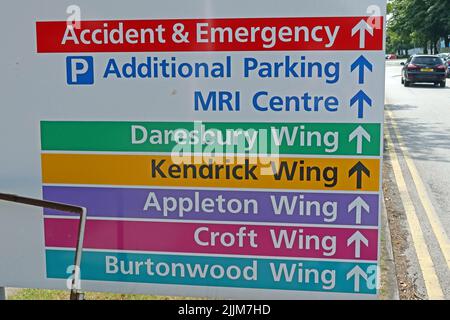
[0,0,386,299]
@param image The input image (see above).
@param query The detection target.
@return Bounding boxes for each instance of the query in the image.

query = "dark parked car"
[401,55,447,87]
[385,54,398,60]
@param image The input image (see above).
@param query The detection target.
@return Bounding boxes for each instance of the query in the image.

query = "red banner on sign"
[36,16,384,53]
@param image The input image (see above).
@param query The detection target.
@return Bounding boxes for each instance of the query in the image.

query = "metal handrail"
[0,193,87,300]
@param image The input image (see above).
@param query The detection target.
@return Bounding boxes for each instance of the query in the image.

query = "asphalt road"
[385,60,450,299]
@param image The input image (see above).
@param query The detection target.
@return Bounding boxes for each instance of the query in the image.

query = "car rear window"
[412,57,443,65]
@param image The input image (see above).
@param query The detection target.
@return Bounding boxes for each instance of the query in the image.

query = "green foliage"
[10,288,202,300]
[387,0,450,54]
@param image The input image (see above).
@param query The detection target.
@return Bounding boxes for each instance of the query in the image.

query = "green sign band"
[41,121,381,156]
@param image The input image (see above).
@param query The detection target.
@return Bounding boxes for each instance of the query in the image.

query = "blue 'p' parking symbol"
[66,56,94,85]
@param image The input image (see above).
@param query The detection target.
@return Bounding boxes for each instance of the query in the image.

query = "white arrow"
[347,231,369,258]
[348,196,370,225]
[351,20,374,49]
[349,126,371,154]
[346,266,368,292]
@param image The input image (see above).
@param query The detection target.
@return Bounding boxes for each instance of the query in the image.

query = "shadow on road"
[386,104,450,163]
[407,83,450,90]
[386,104,417,112]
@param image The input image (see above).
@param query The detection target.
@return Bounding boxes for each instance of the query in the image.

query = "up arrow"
[349,161,370,189]
[350,90,372,119]
[351,20,374,49]
[351,55,373,84]
[349,126,371,154]
[346,266,368,292]
[347,231,369,258]
[348,197,370,225]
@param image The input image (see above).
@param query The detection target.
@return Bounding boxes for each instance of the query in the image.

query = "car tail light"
[436,65,446,70]
[407,64,419,70]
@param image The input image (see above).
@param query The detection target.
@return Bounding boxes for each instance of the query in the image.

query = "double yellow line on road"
[386,110,450,300]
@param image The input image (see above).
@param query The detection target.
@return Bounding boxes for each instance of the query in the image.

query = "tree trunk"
[423,40,428,54]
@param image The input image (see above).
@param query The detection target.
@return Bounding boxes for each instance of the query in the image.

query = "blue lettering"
[103,59,122,78]
[253,91,270,111]
[123,57,137,78]
[194,91,240,111]
[244,58,258,78]
[324,97,339,111]
[325,63,340,84]
[253,91,339,112]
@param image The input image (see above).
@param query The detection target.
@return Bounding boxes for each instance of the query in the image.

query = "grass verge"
[9,289,198,300]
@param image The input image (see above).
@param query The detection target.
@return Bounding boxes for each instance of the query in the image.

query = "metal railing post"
[0,193,87,300]
[70,207,87,300]
[0,287,6,300]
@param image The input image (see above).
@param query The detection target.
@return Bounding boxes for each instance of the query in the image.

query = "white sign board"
[0,0,386,299]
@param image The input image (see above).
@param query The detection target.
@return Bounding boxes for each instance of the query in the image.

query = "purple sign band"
[43,186,379,226]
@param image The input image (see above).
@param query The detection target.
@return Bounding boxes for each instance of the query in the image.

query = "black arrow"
[349,161,371,189]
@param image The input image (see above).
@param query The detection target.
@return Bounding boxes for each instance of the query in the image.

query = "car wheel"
[440,81,446,88]
[401,77,404,84]
[404,80,410,87]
